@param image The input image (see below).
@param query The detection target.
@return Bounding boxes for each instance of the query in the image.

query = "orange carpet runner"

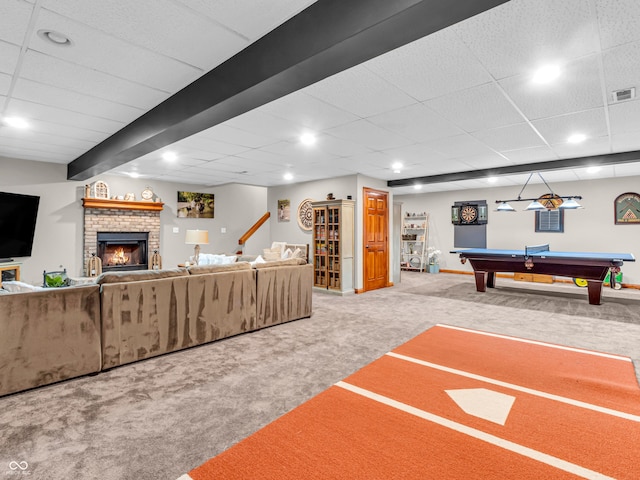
[179,324,640,479]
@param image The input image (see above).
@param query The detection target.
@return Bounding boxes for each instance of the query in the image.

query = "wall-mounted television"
[0,191,40,262]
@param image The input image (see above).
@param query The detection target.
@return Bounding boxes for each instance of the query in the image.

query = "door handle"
[366,245,370,248]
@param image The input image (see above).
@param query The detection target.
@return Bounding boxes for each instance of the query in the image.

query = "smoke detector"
[611,87,635,103]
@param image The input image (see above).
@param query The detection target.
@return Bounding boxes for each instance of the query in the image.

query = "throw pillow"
[282,248,293,259]
[263,247,281,261]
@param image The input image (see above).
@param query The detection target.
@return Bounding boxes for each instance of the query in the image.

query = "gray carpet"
[1,272,639,479]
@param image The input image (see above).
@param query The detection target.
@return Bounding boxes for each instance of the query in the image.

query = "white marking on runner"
[386,351,640,423]
[336,381,614,480]
[445,388,515,425]
[435,324,632,362]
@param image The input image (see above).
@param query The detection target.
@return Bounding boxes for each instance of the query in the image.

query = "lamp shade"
[185,229,209,245]
[525,200,546,211]
[496,202,516,212]
[558,198,582,209]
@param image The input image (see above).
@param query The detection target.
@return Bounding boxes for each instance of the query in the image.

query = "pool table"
[451,245,635,305]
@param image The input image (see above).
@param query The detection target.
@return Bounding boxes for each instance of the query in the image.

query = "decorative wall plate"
[297,198,314,231]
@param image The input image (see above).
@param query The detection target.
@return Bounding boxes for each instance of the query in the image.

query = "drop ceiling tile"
[572,165,616,180]
[499,55,604,120]
[608,99,640,135]
[0,128,96,151]
[173,135,251,156]
[317,134,373,158]
[425,83,525,133]
[382,143,449,166]
[20,51,168,109]
[39,0,249,70]
[6,99,125,133]
[304,65,418,118]
[595,0,640,49]
[423,134,501,159]
[602,41,640,95]
[198,124,276,149]
[232,148,290,165]
[367,103,463,143]
[32,9,203,92]
[473,123,547,152]
[260,91,359,130]
[366,26,493,102]
[455,0,598,80]
[0,146,70,163]
[551,136,611,158]
[613,162,640,177]
[2,117,109,144]
[213,157,286,174]
[0,42,20,75]
[224,110,304,142]
[0,136,83,156]
[532,108,608,145]
[174,0,316,41]
[0,0,32,45]
[501,146,558,165]
[324,120,414,151]
[611,131,640,152]
[12,78,145,123]
[261,140,336,163]
[0,73,11,96]
[459,152,514,170]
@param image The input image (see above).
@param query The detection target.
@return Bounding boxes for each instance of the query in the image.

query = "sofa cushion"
[196,253,237,265]
[253,258,307,269]
[96,268,188,284]
[187,262,251,275]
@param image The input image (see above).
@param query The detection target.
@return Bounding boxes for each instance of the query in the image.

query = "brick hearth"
[83,199,163,276]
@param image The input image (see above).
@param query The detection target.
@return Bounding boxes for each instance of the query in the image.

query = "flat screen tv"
[0,191,40,262]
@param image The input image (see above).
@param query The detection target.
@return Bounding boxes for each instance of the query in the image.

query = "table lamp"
[185,229,209,265]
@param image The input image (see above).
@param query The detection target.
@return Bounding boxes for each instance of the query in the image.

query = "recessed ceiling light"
[300,133,317,146]
[487,177,497,183]
[532,64,561,84]
[283,172,294,181]
[2,117,29,129]
[37,29,73,47]
[413,184,422,190]
[567,133,587,144]
[586,166,600,174]
[129,172,140,178]
[162,152,177,161]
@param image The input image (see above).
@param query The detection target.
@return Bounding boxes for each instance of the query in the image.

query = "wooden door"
[363,188,389,292]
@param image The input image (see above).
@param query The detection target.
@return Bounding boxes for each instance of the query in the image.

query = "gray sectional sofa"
[0,258,313,397]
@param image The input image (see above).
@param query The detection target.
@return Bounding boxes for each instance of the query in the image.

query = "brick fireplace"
[83,198,163,276]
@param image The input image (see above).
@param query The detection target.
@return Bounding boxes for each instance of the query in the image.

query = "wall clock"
[614,192,640,224]
[460,204,479,224]
[297,198,314,231]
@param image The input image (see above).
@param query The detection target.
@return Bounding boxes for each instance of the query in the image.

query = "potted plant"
[427,247,441,273]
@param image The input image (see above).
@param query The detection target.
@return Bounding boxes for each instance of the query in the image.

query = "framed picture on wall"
[177,191,215,218]
[614,192,640,224]
[278,199,290,222]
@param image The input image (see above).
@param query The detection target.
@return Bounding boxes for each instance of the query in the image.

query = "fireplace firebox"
[97,232,149,272]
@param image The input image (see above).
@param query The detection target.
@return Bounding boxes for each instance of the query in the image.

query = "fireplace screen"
[97,232,149,272]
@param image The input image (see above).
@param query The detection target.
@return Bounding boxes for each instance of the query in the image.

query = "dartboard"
[297,198,314,231]
[460,204,478,224]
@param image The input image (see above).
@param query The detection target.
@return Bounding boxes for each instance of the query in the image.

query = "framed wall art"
[614,192,640,224]
[177,191,215,218]
[277,199,290,222]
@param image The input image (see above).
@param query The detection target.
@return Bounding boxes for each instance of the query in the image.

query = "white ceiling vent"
[611,87,636,103]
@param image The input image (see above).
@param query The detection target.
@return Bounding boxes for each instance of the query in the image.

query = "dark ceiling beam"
[67,0,509,181]
[386,150,640,187]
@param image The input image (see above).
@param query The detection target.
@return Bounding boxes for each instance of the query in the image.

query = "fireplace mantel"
[82,197,164,211]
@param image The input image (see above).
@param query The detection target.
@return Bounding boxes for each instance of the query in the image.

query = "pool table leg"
[487,272,496,288]
[474,271,487,292]
[587,280,603,305]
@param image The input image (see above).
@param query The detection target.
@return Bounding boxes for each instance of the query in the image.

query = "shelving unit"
[401,212,428,272]
[312,199,354,295]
